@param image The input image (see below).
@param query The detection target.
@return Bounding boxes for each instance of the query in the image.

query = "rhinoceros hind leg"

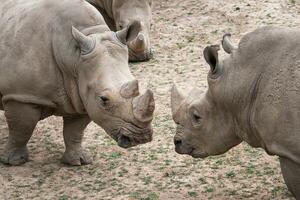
[279,156,300,198]
[0,101,41,165]
[62,115,92,166]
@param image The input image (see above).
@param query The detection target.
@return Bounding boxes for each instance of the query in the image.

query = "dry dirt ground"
[1,0,300,199]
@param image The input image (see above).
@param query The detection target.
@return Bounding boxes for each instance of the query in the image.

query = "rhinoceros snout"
[129,49,153,62]
[174,137,182,146]
[174,136,197,156]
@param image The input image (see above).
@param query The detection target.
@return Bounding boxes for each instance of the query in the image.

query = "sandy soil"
[1,0,300,199]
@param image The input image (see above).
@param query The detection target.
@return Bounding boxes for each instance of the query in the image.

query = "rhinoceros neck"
[234,72,265,148]
[217,57,265,148]
[49,1,109,114]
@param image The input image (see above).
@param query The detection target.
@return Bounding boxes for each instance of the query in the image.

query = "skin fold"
[0,0,155,166]
[86,0,153,62]
[171,26,300,198]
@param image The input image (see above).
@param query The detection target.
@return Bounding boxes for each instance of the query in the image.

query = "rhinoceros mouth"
[175,143,208,158]
[111,123,153,149]
[128,48,153,62]
[190,150,208,158]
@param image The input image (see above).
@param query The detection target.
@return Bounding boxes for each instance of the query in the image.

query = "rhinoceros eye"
[191,109,202,128]
[117,23,125,30]
[99,96,109,105]
[193,113,201,122]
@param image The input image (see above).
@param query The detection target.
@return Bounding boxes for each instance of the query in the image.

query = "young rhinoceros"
[171,26,300,198]
[86,0,153,62]
[0,0,155,166]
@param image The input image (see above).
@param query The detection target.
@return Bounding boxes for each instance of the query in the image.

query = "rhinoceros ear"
[171,84,186,116]
[72,26,96,55]
[116,21,141,45]
[203,45,220,74]
[148,0,153,6]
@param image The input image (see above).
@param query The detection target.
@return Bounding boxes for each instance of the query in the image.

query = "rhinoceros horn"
[222,33,236,54]
[120,79,139,99]
[133,89,155,123]
[116,21,142,45]
[171,84,186,115]
[72,26,95,55]
[129,33,146,52]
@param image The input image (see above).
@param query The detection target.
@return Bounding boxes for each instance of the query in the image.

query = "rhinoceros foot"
[62,148,92,166]
[0,146,29,166]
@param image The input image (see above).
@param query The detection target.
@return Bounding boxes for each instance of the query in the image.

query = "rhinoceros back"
[0,0,103,114]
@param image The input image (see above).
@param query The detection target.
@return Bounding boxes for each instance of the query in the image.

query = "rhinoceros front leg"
[0,101,41,165]
[62,115,92,166]
[279,157,300,199]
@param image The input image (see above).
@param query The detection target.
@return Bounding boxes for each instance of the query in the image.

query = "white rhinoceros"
[171,26,300,198]
[0,0,155,166]
[86,0,153,62]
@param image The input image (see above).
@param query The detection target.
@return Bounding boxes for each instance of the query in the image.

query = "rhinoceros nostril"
[118,135,131,149]
[174,138,182,146]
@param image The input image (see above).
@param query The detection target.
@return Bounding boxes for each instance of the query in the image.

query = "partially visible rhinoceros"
[0,0,155,166]
[86,0,153,62]
[171,26,300,198]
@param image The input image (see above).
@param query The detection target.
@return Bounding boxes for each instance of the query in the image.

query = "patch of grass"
[263,166,275,175]
[106,162,119,171]
[226,171,236,178]
[58,195,71,200]
[143,192,159,200]
[228,189,237,196]
[187,191,198,198]
[204,186,214,193]
[164,159,172,166]
[198,177,208,185]
[118,168,129,177]
[129,191,142,199]
[142,176,152,185]
[148,153,158,161]
[108,152,122,159]
[129,191,159,200]
[246,163,255,175]
[92,180,106,192]
[271,186,281,196]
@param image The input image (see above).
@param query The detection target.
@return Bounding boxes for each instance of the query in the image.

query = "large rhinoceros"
[86,0,153,62]
[0,0,155,166]
[171,26,300,198]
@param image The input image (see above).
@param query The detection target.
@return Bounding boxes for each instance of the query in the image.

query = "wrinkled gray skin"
[171,26,300,198]
[0,0,155,166]
[86,0,153,62]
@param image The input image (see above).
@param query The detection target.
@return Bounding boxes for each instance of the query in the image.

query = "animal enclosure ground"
[0,0,299,199]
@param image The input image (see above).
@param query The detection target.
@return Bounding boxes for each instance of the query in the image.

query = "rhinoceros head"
[72,22,155,148]
[171,36,242,158]
[112,0,153,62]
